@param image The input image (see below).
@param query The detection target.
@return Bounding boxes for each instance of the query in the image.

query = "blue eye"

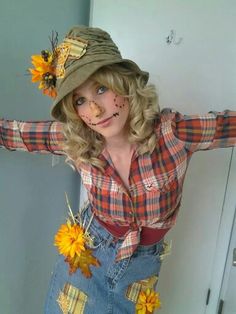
[75,97,85,106]
[97,85,108,94]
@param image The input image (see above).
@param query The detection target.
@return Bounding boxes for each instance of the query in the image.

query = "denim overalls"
[44,204,165,314]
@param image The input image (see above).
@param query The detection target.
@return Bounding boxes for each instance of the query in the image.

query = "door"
[205,148,236,314]
[219,213,236,314]
[215,147,236,314]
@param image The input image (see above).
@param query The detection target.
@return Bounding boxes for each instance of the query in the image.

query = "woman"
[1,25,236,314]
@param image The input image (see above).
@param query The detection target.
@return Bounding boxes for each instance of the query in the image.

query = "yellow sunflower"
[29,54,54,82]
[28,53,57,98]
[54,220,86,258]
[136,288,161,314]
[42,86,57,98]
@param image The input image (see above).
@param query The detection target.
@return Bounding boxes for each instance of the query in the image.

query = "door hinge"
[206,289,211,305]
[233,248,236,266]
[218,299,224,314]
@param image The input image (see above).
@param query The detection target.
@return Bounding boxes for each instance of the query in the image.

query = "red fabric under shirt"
[95,216,170,245]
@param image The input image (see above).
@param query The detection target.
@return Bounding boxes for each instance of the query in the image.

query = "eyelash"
[74,85,108,106]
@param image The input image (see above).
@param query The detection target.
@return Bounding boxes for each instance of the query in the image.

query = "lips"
[96,116,112,125]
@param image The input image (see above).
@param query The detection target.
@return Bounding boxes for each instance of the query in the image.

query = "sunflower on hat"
[28,31,59,98]
[29,50,57,98]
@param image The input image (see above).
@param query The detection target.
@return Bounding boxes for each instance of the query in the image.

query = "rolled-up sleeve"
[0,119,65,155]
[162,108,236,152]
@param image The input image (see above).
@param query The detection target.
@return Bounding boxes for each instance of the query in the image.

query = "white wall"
[90,1,236,313]
[90,0,236,114]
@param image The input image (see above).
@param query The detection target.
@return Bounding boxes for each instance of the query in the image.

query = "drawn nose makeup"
[89,101,105,118]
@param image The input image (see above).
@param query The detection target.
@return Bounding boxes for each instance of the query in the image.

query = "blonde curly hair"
[60,64,160,171]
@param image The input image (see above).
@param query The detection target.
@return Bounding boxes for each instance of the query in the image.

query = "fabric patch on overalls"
[126,275,158,303]
[57,283,87,314]
[160,240,172,261]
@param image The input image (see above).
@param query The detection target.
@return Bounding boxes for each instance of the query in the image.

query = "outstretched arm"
[162,108,236,152]
[0,119,65,155]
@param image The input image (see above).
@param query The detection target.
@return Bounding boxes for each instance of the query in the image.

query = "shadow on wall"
[0,0,90,313]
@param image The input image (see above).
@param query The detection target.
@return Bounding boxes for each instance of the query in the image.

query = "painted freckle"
[81,114,90,121]
[114,94,126,109]
[81,115,94,125]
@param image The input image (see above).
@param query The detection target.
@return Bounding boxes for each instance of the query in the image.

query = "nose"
[89,101,105,118]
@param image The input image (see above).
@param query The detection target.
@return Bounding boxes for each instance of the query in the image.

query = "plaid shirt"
[1,108,236,260]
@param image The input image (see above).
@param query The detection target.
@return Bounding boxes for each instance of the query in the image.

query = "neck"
[105,137,135,155]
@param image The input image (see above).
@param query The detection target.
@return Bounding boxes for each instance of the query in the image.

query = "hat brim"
[51,58,149,122]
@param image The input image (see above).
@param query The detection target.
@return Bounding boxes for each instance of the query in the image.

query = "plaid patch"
[57,283,87,314]
[126,275,158,303]
[160,240,172,261]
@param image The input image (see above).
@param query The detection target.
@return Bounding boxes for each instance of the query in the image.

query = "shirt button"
[145,184,152,191]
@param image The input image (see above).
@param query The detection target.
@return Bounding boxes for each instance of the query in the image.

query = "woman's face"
[73,78,130,142]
